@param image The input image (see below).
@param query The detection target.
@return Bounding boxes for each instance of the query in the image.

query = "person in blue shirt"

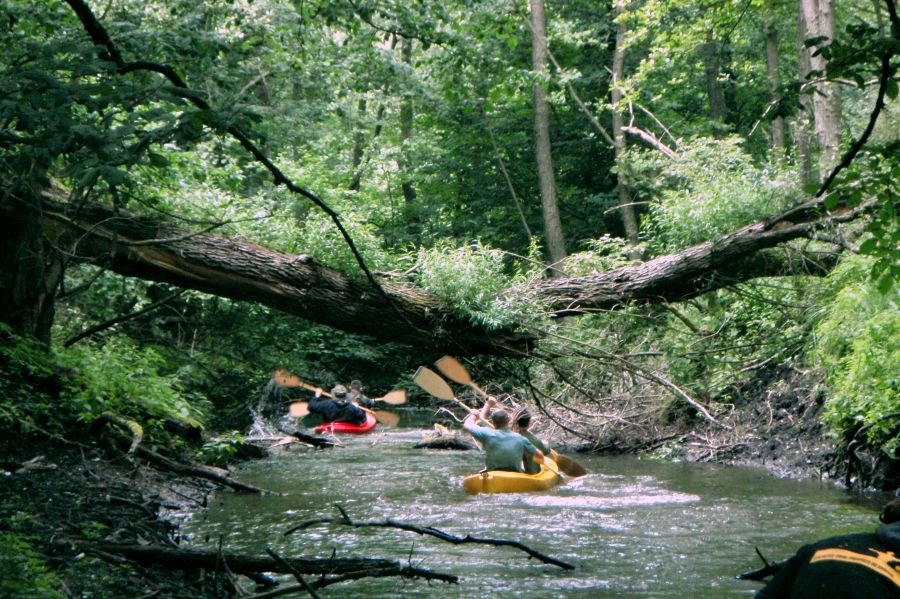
[463,398,546,473]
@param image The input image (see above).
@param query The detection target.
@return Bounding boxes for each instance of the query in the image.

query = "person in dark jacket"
[308,385,367,425]
[755,499,900,598]
[347,380,375,409]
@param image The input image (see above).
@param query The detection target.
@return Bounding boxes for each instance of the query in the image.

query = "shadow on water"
[182,419,880,597]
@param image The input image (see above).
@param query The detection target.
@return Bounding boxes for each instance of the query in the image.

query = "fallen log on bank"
[51,539,458,588]
[93,413,267,494]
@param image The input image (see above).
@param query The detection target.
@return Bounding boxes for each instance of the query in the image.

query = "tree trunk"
[399,37,417,206]
[0,194,62,345]
[24,189,857,356]
[703,29,728,138]
[799,0,842,179]
[530,0,567,275]
[611,0,640,258]
[349,96,367,191]
[794,0,815,185]
[764,0,786,153]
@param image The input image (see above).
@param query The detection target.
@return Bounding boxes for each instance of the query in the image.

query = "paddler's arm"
[532,450,545,465]
[463,397,497,431]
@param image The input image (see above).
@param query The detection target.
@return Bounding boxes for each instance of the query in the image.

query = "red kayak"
[314,412,377,434]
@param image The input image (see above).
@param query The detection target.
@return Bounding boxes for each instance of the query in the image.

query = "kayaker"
[463,398,546,473]
[512,408,551,474]
[308,385,368,426]
[754,498,900,598]
[347,380,375,408]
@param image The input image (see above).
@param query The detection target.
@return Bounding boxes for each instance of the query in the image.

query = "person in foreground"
[308,384,368,426]
[755,498,900,598]
[463,398,545,473]
[512,408,552,474]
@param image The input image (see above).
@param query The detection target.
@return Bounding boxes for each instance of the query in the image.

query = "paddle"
[413,366,562,479]
[273,369,407,405]
[274,371,400,426]
[434,356,490,399]
[287,399,400,427]
[434,356,588,478]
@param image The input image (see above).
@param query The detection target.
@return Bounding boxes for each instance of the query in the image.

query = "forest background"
[0,0,898,592]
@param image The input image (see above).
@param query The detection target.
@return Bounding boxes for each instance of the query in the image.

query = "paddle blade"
[274,369,303,388]
[434,356,474,386]
[413,366,455,401]
[552,451,588,477]
[377,389,407,405]
[289,401,309,418]
[373,410,400,427]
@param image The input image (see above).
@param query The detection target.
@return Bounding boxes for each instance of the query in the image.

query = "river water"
[182,425,880,597]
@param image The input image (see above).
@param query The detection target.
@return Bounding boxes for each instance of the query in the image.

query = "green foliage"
[0,532,63,599]
[415,241,545,329]
[815,256,900,455]
[633,137,800,253]
[57,339,208,432]
[197,431,244,467]
[566,235,640,275]
[0,324,61,433]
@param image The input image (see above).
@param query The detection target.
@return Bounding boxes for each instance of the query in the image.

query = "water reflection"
[182,427,878,597]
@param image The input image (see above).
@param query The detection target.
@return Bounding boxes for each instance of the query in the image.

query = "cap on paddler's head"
[331,384,348,398]
[490,409,510,428]
[881,498,900,524]
[513,407,531,426]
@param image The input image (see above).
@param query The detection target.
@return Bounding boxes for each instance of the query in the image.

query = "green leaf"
[803,182,820,195]
[824,194,841,210]
[887,80,899,101]
[858,238,877,254]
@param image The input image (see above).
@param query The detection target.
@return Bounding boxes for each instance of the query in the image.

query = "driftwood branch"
[51,539,458,586]
[93,414,266,493]
[284,504,576,571]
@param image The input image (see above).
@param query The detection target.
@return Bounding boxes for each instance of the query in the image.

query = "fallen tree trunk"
[24,191,859,356]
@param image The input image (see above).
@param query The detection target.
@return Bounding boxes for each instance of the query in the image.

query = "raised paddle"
[434,356,490,399]
[287,400,399,426]
[273,369,407,405]
[413,367,563,479]
[434,356,588,478]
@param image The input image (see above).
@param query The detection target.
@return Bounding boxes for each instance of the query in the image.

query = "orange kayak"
[462,459,561,494]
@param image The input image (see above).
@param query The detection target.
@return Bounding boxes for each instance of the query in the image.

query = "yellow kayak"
[462,460,561,494]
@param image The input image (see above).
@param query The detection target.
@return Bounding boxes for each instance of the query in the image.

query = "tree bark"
[0,194,63,344]
[703,28,728,137]
[20,190,859,356]
[611,0,640,257]
[349,97,368,191]
[794,0,815,185]
[399,37,417,206]
[530,0,567,275]
[764,0,786,152]
[799,0,842,178]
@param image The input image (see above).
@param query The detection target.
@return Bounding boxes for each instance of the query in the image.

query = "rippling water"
[181,428,880,597]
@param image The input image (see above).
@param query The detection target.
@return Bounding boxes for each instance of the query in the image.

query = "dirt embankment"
[676,366,898,492]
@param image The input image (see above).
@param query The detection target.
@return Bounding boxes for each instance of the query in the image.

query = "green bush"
[631,137,800,253]
[57,338,209,432]
[0,532,63,598]
[815,256,900,454]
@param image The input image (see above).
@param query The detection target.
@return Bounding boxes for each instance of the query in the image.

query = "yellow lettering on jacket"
[810,548,900,586]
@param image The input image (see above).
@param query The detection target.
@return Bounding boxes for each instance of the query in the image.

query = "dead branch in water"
[52,539,458,588]
[284,504,576,571]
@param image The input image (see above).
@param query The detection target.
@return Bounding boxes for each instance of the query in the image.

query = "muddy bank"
[0,434,229,597]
